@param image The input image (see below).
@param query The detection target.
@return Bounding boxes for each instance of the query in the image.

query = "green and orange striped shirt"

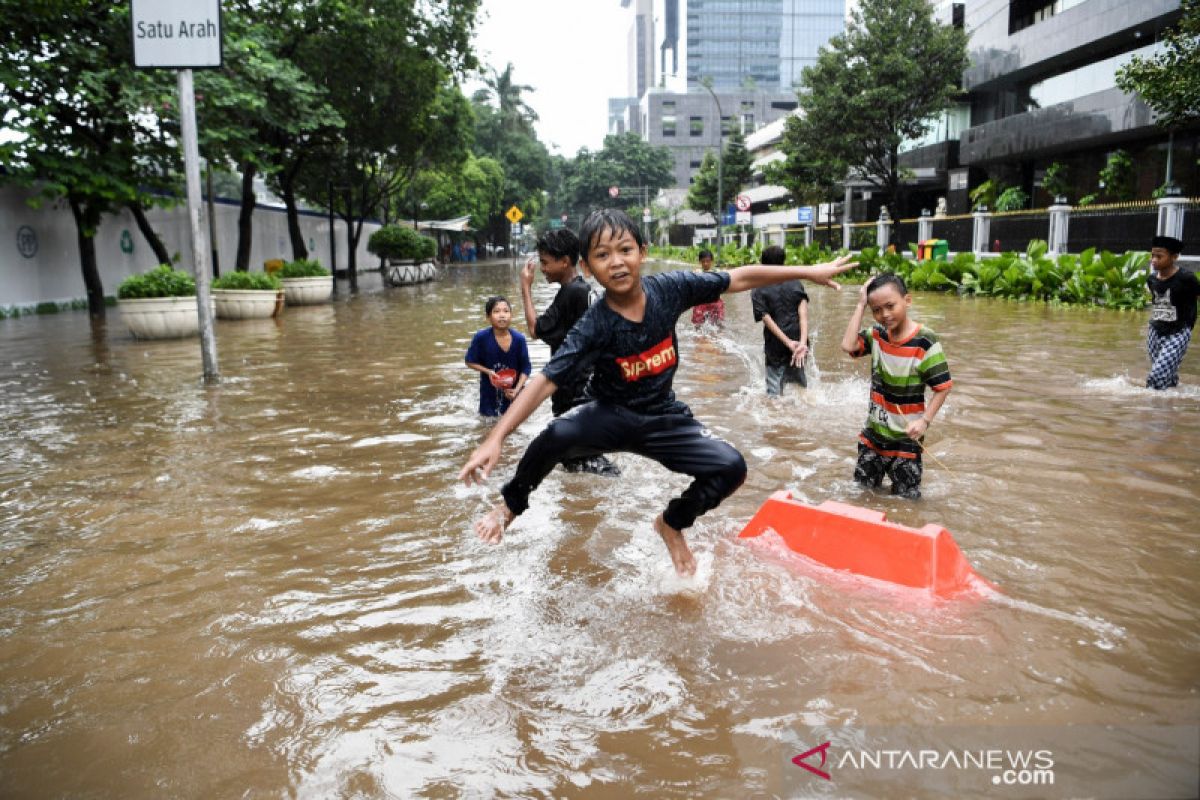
[851,323,952,459]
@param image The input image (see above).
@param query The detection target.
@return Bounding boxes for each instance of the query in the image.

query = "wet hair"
[1151,235,1183,255]
[484,295,511,316]
[536,228,580,265]
[866,273,908,297]
[579,208,643,259]
[761,245,786,265]
[698,248,714,260]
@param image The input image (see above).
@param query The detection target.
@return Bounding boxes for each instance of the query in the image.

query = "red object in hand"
[490,368,517,389]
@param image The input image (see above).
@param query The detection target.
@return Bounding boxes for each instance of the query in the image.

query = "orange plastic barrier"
[739,491,991,598]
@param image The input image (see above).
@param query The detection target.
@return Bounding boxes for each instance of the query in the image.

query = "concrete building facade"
[899,0,1194,215]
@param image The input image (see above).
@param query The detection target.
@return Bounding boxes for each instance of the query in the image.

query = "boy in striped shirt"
[840,273,952,499]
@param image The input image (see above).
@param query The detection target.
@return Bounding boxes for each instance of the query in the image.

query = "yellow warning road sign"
[505,205,524,224]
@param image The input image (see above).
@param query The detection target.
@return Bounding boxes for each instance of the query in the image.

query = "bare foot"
[475,502,515,544]
[654,514,697,577]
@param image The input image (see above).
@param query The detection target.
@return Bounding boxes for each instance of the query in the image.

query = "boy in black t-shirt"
[1146,235,1199,389]
[518,228,618,475]
[751,245,810,395]
[459,209,855,576]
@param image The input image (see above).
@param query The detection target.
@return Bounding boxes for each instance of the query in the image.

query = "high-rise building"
[686,0,845,91]
[897,0,1194,216]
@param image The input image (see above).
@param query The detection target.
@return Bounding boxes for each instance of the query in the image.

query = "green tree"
[0,1,180,317]
[193,5,343,271]
[476,63,538,134]
[1042,162,1071,201]
[780,0,968,216]
[469,70,550,248]
[1116,0,1199,190]
[686,130,754,214]
[415,153,505,231]
[558,132,675,221]
[296,0,479,287]
[1115,0,1200,131]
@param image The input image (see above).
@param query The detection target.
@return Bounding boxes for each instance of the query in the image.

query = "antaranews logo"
[791,742,832,780]
[791,741,1055,786]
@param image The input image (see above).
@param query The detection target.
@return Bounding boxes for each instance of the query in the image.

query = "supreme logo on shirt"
[616,335,677,382]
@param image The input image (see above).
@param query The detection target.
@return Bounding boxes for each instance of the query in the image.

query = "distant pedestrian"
[1145,235,1198,390]
[465,296,531,417]
[691,249,725,326]
[751,245,809,395]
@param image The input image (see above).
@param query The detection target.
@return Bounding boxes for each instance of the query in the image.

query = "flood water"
[1,261,1197,799]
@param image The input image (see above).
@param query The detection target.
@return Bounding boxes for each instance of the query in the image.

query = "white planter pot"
[118,296,204,339]
[213,288,284,320]
[280,276,333,306]
[387,259,439,286]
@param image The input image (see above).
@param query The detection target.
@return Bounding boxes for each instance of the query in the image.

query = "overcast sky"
[468,0,653,158]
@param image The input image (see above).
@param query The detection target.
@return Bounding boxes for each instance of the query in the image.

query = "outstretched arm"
[725,255,857,294]
[840,283,870,355]
[459,373,557,485]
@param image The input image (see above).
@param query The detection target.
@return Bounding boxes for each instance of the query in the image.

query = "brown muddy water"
[1,262,1197,799]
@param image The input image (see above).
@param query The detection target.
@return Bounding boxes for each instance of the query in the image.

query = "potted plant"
[277,259,333,305]
[116,264,203,339]
[211,270,284,319]
[370,225,437,285]
[417,233,439,281]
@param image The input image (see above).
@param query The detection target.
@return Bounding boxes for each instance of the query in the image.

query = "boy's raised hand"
[459,439,502,485]
[520,255,538,286]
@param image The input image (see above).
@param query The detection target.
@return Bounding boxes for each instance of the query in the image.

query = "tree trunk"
[69,196,106,319]
[127,201,172,265]
[280,175,308,260]
[343,213,358,292]
[235,161,257,271]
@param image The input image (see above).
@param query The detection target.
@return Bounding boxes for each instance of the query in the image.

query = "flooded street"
[1,261,1197,798]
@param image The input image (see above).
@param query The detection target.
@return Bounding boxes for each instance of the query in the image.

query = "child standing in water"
[840,273,952,499]
[751,245,810,395]
[1145,235,1197,390]
[691,249,725,326]
[465,296,532,417]
[459,209,855,576]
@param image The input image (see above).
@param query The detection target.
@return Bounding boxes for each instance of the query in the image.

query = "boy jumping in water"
[840,273,952,499]
[459,209,855,575]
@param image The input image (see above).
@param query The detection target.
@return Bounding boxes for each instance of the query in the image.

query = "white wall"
[0,185,381,309]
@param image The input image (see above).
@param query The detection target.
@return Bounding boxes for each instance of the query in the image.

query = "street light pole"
[700,78,723,263]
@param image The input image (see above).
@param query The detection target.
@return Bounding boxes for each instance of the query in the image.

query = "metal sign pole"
[178,68,219,382]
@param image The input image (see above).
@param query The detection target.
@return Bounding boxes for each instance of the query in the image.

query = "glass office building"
[686,0,845,91]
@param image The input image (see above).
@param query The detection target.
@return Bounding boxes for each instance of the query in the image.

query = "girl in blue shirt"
[465,296,531,417]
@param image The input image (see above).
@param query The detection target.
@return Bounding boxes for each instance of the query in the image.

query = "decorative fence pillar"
[876,207,892,250]
[1047,201,1071,255]
[971,207,992,254]
[804,221,814,247]
[917,209,933,243]
[1157,190,1187,239]
[842,183,854,250]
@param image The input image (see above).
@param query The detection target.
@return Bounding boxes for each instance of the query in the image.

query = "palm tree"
[479,63,538,134]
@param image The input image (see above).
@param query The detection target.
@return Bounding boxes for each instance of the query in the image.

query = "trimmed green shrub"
[368,224,434,261]
[277,259,330,278]
[117,265,196,299]
[212,271,282,291]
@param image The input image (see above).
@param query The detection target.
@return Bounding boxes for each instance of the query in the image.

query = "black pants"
[853,442,923,499]
[501,402,747,531]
